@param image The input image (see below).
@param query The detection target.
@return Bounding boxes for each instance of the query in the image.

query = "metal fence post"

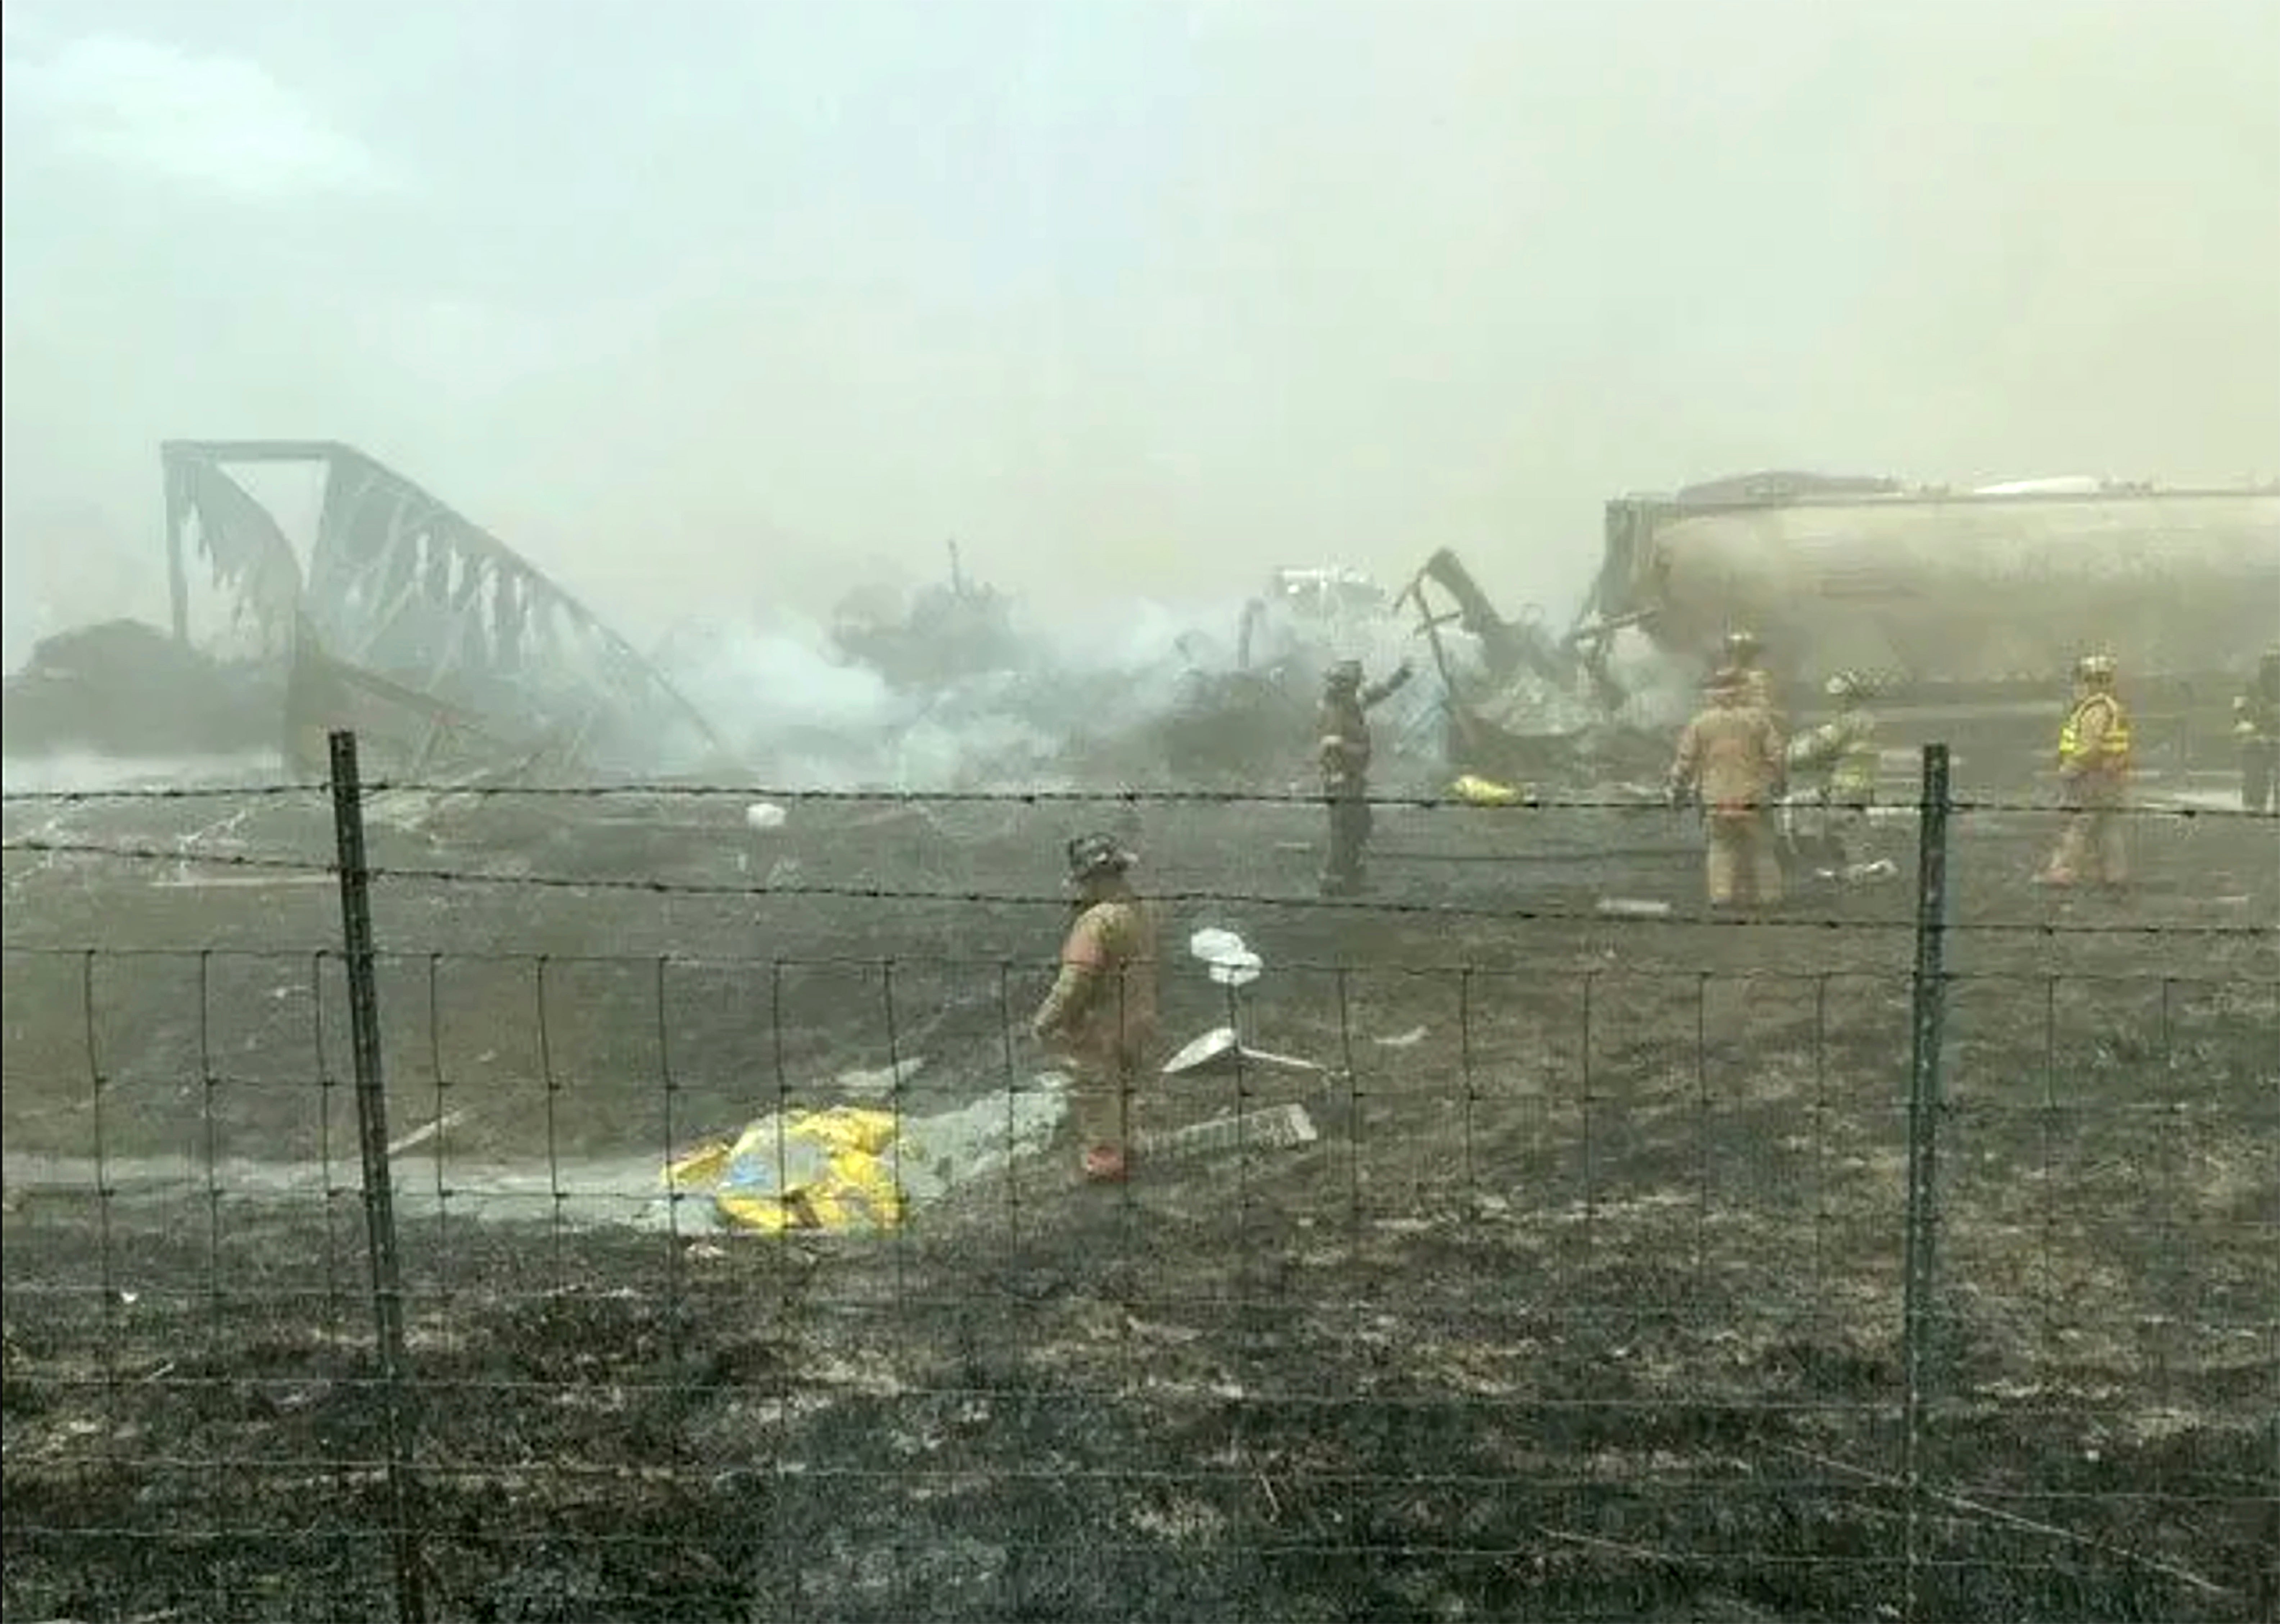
[1899,741,1953,1624]
[328,729,428,1624]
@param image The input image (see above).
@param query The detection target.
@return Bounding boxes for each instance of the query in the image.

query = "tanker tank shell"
[1630,488,2280,685]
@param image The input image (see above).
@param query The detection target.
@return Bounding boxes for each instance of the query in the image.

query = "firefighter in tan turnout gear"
[1668,667,1787,910]
[2038,653,2132,889]
[1722,629,1790,874]
[1316,656,1414,896]
[1723,630,1786,742]
[1030,833,1160,1183]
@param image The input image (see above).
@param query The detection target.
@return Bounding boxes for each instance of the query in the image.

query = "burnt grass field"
[3,777,2277,1622]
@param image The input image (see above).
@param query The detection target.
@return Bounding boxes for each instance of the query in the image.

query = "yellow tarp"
[665,1107,906,1234]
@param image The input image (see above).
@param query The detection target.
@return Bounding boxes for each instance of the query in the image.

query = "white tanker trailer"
[1584,477,2280,693]
[1564,473,2280,782]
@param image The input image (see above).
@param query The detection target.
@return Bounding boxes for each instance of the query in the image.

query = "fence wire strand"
[7,834,2276,939]
[6,778,2279,819]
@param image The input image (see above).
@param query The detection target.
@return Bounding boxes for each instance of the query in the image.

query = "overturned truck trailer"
[162,440,729,777]
[1585,477,2280,767]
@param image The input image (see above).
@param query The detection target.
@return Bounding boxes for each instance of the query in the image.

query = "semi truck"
[1574,472,2280,778]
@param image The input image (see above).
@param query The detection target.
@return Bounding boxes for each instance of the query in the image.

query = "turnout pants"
[1322,786,1373,893]
[1706,808,1783,907]
[2046,805,2128,886]
[1065,1053,1139,1157]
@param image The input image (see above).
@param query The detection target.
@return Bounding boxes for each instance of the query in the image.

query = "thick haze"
[4,0,2276,669]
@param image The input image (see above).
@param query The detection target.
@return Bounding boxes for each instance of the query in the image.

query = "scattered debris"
[1137,1103,1319,1161]
[1450,774,1527,806]
[1833,859,1899,885]
[1374,1025,1429,1048]
[665,1109,904,1234]
[1162,1026,1326,1079]
[1597,897,1674,918]
[1189,927,1264,988]
[832,1056,926,1100]
[386,1108,470,1160]
[660,1074,1067,1234]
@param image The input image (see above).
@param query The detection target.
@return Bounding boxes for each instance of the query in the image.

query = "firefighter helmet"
[2075,652,2118,684]
[1064,832,1134,883]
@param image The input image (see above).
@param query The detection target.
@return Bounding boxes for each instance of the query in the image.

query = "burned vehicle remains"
[5,440,733,784]
[1144,566,1448,790]
[3,618,281,760]
[1396,547,1665,786]
[828,542,1025,690]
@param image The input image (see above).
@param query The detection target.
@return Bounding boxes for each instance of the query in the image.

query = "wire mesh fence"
[3,738,2275,1622]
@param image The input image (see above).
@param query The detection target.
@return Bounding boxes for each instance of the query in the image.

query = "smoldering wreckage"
[6,440,1654,797]
[8,446,2280,1621]
[7,441,2278,913]
[13,442,2277,797]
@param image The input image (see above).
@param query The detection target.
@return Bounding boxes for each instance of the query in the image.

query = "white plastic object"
[1189,927,1264,987]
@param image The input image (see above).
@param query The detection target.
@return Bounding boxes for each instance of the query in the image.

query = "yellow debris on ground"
[1451,773,1528,806]
[665,1107,906,1234]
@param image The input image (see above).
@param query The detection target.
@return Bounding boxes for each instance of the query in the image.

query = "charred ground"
[4,781,2276,1621]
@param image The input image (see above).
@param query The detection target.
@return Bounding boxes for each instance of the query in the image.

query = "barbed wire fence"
[3,733,2275,1623]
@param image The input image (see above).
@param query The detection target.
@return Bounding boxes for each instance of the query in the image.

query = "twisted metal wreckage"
[162,440,729,780]
[15,447,2267,800]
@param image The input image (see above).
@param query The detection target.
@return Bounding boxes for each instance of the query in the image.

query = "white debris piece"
[897,1075,1071,1202]
[1137,1103,1318,1161]
[1188,927,1263,987]
[833,1056,926,1099]
[1597,898,1672,918]
[1162,1026,1325,1078]
[745,802,789,833]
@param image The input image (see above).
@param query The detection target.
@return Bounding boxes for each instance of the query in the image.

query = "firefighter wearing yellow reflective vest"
[2038,653,2131,888]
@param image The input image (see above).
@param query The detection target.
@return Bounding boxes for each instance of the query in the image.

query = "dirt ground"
[4,775,2276,1621]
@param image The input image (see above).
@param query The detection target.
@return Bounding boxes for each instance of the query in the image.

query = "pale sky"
[4,0,2276,665]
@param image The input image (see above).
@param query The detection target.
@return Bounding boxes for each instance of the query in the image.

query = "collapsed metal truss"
[162,440,726,770]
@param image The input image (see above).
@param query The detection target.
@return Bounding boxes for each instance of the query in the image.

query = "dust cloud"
[4,0,2276,670]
